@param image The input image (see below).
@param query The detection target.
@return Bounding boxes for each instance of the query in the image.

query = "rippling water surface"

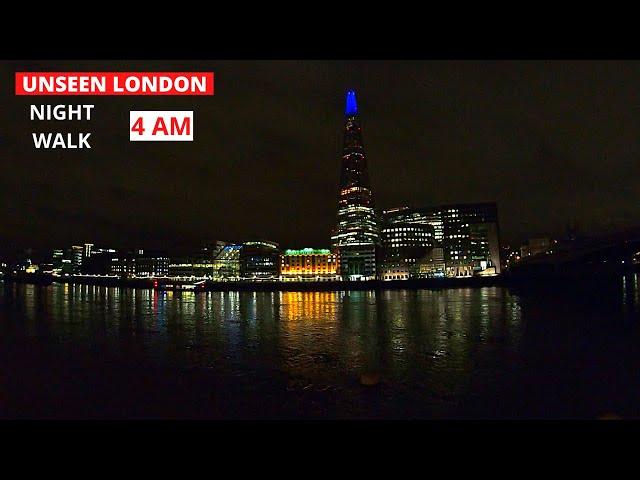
[2,277,640,419]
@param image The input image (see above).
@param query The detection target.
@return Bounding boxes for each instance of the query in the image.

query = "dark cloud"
[2,60,640,256]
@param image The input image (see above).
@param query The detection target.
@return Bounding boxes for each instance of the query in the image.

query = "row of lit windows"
[385,235,430,241]
[283,258,335,262]
[282,268,335,272]
[383,227,432,232]
[386,244,428,249]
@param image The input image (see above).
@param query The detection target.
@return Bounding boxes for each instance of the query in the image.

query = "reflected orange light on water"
[279,291,339,326]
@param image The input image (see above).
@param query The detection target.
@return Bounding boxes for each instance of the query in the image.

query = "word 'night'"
[30,104,94,121]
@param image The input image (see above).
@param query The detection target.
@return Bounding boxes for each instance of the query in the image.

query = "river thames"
[2,277,640,419]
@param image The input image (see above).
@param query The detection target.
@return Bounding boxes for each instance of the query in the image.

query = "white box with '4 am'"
[129,110,193,141]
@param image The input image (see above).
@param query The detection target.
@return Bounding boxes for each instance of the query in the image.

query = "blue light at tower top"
[345,90,358,116]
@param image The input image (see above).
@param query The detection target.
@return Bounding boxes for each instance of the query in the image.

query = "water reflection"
[2,284,525,393]
[622,273,640,314]
[3,278,640,418]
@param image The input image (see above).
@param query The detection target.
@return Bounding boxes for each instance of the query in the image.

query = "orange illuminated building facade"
[280,249,339,281]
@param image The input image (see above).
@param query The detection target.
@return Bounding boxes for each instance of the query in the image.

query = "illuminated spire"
[333,88,378,249]
[345,90,358,116]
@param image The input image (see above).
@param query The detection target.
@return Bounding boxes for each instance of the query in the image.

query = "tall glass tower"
[331,90,380,279]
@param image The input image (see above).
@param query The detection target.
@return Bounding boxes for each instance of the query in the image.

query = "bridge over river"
[509,227,640,279]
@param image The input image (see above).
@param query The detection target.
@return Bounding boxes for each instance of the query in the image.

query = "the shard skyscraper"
[331,90,380,279]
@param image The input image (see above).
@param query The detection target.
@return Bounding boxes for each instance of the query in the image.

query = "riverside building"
[280,248,339,281]
[330,90,380,280]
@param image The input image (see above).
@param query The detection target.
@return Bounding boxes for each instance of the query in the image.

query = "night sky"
[2,60,640,258]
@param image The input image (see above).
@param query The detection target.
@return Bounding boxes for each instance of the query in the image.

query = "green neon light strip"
[284,248,331,255]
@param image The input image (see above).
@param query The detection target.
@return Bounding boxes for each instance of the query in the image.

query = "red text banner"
[15,72,214,96]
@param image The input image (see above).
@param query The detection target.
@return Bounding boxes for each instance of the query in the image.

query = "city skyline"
[4,56,640,424]
[3,93,502,281]
[3,61,640,258]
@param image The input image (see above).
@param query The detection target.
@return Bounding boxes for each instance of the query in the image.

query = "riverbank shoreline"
[2,273,507,291]
[3,270,636,291]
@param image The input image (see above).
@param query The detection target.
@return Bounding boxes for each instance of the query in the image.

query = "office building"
[330,90,380,280]
[240,240,280,278]
[109,250,168,278]
[135,252,169,277]
[212,244,242,279]
[168,242,230,278]
[382,206,444,244]
[71,245,83,274]
[382,203,501,277]
[441,203,501,276]
[380,210,435,277]
[110,253,136,277]
[52,249,64,274]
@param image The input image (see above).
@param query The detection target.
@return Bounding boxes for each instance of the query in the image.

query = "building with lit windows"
[110,254,135,277]
[110,250,169,278]
[380,220,435,277]
[382,203,501,277]
[330,90,380,280]
[135,252,169,277]
[240,240,280,279]
[280,248,339,281]
[52,249,64,274]
[71,245,83,274]
[441,203,501,277]
[168,259,197,278]
[168,242,231,278]
[61,257,73,275]
[202,241,228,261]
[92,247,117,255]
[382,206,444,244]
[381,207,443,278]
[380,265,411,281]
[212,244,242,279]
